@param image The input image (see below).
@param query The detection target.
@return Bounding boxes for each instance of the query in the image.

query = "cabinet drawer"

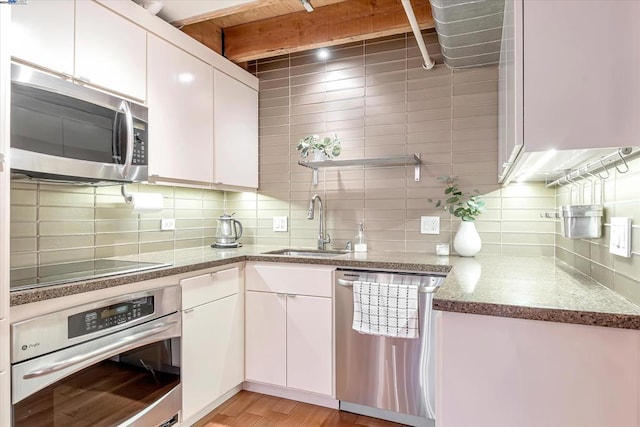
[245,263,333,297]
[181,267,240,309]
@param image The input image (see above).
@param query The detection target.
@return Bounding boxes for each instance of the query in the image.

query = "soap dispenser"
[354,223,367,252]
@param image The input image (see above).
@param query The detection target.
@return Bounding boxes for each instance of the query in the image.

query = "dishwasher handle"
[336,278,440,293]
[337,278,353,287]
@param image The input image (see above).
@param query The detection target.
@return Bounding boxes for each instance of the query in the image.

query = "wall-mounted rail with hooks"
[298,154,422,186]
[546,147,639,188]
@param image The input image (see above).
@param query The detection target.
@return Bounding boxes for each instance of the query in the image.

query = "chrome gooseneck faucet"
[307,193,331,250]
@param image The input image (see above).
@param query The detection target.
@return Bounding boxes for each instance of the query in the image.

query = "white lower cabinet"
[437,311,640,427]
[245,263,334,397]
[245,291,287,387]
[180,267,243,423]
[285,295,332,395]
[0,370,7,427]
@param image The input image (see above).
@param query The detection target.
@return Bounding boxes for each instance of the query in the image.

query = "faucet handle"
[345,240,353,251]
[325,233,331,244]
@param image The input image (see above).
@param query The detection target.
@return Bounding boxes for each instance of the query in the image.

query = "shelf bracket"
[312,168,318,186]
[414,153,421,182]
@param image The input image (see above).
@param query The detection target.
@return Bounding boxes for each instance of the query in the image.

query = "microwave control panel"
[67,296,155,338]
[132,120,148,166]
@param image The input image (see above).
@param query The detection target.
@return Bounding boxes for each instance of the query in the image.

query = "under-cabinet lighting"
[516,149,557,183]
[317,48,330,60]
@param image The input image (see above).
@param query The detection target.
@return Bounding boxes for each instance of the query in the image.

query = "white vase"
[313,151,328,161]
[453,221,481,257]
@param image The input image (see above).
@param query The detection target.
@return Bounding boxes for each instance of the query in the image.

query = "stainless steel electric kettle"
[212,213,243,248]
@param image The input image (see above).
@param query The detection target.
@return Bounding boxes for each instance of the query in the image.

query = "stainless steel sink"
[265,249,348,258]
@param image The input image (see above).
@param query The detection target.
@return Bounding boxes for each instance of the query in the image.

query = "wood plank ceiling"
[178,0,435,64]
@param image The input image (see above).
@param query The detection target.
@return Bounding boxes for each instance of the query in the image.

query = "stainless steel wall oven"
[10,286,182,427]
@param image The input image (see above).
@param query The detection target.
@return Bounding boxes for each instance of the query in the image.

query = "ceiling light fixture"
[301,0,314,12]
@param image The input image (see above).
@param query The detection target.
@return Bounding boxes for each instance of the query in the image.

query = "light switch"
[609,217,632,258]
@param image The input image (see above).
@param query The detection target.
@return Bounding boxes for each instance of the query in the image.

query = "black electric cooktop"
[10,259,171,291]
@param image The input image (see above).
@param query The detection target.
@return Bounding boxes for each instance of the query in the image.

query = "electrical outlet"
[161,218,176,231]
[609,217,632,257]
[421,216,440,234]
[273,216,288,232]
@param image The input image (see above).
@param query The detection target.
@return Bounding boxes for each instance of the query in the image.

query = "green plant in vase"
[428,181,485,222]
[296,133,341,160]
[428,178,486,257]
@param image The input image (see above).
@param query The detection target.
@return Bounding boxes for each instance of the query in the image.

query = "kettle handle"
[233,219,243,240]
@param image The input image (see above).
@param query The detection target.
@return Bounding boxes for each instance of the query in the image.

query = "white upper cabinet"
[147,34,214,184]
[213,69,258,189]
[10,0,74,76]
[499,0,640,182]
[75,1,146,101]
[10,0,146,101]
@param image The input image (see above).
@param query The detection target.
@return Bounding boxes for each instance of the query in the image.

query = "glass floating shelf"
[298,154,421,186]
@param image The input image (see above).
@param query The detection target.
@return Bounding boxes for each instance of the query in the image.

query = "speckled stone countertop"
[9,245,451,306]
[434,255,640,330]
[10,246,640,330]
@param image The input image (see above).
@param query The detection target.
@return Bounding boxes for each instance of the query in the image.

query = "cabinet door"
[182,294,244,421]
[245,290,287,387]
[523,0,640,151]
[75,1,146,101]
[147,34,214,184]
[497,0,523,181]
[10,0,74,76]
[213,69,258,188]
[286,295,332,395]
[0,371,7,427]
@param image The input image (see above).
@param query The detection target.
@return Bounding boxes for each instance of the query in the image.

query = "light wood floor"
[194,391,407,427]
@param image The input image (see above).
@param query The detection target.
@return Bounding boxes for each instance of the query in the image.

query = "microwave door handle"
[119,100,134,179]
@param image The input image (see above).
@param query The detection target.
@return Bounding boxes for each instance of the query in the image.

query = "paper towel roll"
[129,192,164,213]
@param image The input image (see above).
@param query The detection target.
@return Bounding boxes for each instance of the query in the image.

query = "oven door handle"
[22,320,178,380]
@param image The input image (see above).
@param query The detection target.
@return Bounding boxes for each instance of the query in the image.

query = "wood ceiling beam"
[182,20,223,55]
[183,0,434,63]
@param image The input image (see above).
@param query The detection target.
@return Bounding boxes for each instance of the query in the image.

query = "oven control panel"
[68,296,155,339]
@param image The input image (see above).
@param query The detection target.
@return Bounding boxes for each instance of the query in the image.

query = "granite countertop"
[10,246,640,330]
[434,255,640,330]
[9,245,451,306]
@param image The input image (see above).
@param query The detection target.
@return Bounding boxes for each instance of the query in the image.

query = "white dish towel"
[352,280,420,339]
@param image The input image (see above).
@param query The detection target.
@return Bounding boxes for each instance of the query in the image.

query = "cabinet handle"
[75,75,91,84]
[276,293,286,297]
[0,153,4,172]
[287,294,297,298]
[184,308,194,313]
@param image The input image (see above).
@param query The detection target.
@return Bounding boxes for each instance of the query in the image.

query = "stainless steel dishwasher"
[335,269,444,427]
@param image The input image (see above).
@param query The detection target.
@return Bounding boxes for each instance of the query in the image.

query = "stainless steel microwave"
[10,63,148,184]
